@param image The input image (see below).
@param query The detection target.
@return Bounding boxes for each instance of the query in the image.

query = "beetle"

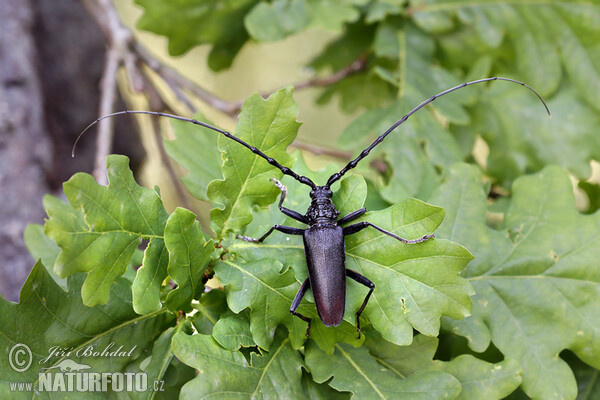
[77,77,550,338]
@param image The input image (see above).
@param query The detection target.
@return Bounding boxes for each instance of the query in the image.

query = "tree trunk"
[0,0,51,301]
[0,0,141,301]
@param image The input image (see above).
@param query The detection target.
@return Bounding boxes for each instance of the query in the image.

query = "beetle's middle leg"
[337,208,366,225]
[346,269,374,339]
[290,278,312,337]
[237,225,304,243]
[343,222,434,244]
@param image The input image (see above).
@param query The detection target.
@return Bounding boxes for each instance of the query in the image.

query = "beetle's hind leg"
[346,269,374,339]
[290,278,312,338]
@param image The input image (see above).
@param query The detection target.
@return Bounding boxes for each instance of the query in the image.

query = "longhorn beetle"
[77,77,550,338]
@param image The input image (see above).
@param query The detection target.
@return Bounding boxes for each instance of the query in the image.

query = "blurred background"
[0,0,357,300]
[2,0,599,301]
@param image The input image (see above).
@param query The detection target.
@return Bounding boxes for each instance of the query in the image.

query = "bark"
[0,0,141,301]
[0,0,50,301]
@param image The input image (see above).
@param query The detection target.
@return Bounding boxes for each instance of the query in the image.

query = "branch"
[226,57,367,115]
[290,141,351,159]
[93,48,119,185]
[81,0,366,184]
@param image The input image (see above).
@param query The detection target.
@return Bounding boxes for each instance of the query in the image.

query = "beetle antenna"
[73,110,317,189]
[325,77,551,188]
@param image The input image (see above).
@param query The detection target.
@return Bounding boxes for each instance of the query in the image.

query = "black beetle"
[77,77,550,338]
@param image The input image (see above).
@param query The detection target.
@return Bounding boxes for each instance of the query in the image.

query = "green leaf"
[0,261,174,394]
[24,223,65,289]
[136,325,194,400]
[191,290,229,335]
[172,327,305,399]
[464,84,600,184]
[217,166,363,352]
[301,370,351,399]
[45,155,169,307]
[344,198,473,345]
[435,355,521,400]
[307,0,361,31]
[132,238,169,314]
[135,0,256,69]
[207,87,300,239]
[164,208,215,311]
[415,2,600,108]
[366,1,404,24]
[310,21,375,72]
[430,164,600,399]
[245,0,310,41]
[365,333,522,399]
[214,257,362,352]
[163,116,222,201]
[305,340,462,399]
[212,314,256,351]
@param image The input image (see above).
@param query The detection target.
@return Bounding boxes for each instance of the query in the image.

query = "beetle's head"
[310,186,333,200]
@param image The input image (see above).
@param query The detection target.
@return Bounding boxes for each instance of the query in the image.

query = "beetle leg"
[337,208,366,225]
[271,178,308,223]
[290,278,312,337]
[346,269,374,339]
[343,221,434,244]
[237,225,304,243]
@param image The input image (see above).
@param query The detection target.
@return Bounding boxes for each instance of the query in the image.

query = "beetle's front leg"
[271,178,308,223]
[343,222,434,244]
[237,225,304,243]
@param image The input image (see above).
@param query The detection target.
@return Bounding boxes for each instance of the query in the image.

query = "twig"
[82,0,368,185]
[150,115,192,210]
[134,43,233,116]
[93,47,119,185]
[290,140,351,159]
[142,73,192,209]
[226,57,368,115]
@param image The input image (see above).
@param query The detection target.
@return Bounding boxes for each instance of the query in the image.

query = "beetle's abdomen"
[303,225,346,327]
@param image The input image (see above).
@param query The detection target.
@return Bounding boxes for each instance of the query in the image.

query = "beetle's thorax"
[306,186,339,226]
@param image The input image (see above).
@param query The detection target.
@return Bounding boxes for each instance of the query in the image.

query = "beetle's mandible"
[76,77,550,338]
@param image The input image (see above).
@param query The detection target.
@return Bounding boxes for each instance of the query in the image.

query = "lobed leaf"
[135,0,256,69]
[0,261,174,396]
[172,327,305,399]
[164,208,215,311]
[207,87,300,239]
[344,199,474,345]
[431,164,600,399]
[163,116,222,201]
[305,340,462,399]
[44,155,169,307]
[365,332,522,400]
[132,238,169,314]
[463,84,600,184]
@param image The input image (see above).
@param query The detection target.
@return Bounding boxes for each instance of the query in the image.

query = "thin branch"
[134,43,234,115]
[290,140,351,160]
[81,0,368,185]
[142,72,193,209]
[226,57,368,115]
[150,115,192,210]
[93,47,120,185]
